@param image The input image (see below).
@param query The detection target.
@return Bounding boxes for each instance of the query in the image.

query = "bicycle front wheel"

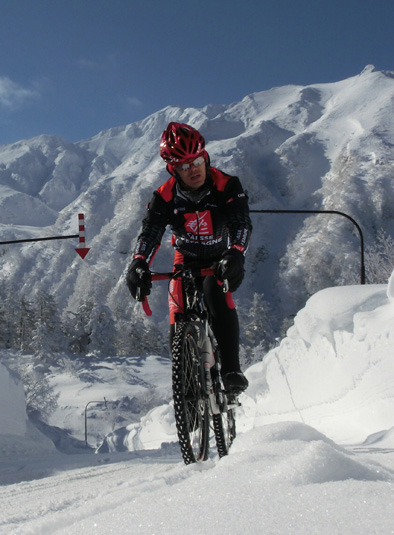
[172,322,209,464]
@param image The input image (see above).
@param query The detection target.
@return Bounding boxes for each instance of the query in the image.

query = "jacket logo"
[184,211,213,236]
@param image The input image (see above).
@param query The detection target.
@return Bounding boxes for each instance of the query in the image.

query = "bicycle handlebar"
[139,267,235,316]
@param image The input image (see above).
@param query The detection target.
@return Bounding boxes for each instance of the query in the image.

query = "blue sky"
[0,0,393,145]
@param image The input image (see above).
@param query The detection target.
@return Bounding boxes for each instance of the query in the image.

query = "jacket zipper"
[196,210,200,244]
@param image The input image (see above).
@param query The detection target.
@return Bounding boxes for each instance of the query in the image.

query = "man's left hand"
[217,249,245,292]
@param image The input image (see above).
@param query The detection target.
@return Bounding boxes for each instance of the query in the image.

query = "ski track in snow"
[1,428,394,535]
[0,452,180,534]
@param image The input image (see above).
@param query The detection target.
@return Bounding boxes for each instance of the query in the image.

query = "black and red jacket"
[133,167,252,264]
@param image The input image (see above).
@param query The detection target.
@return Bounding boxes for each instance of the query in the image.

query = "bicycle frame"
[140,265,234,316]
[139,264,238,462]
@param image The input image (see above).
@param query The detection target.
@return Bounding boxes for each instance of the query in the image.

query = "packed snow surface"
[1,278,394,533]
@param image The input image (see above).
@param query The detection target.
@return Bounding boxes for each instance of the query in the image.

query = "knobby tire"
[172,322,209,464]
[213,408,236,457]
[211,351,236,457]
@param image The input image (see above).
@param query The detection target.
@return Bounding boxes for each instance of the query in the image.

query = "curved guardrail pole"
[84,398,108,447]
[250,209,365,285]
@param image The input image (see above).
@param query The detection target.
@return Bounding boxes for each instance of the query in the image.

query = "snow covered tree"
[36,291,66,352]
[64,300,118,357]
[239,292,275,367]
[19,363,59,421]
[85,303,117,357]
[365,229,394,284]
[31,322,54,372]
[64,300,94,354]
[0,284,9,349]
[0,286,22,349]
[18,296,36,352]
[245,293,275,350]
[118,315,169,357]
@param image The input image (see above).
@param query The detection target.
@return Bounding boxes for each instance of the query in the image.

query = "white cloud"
[76,58,104,70]
[76,53,117,71]
[0,77,40,110]
[126,96,143,108]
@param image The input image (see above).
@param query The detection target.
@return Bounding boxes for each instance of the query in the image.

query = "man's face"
[175,156,207,190]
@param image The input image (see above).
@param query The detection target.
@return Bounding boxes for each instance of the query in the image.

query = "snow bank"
[247,282,394,443]
[0,356,55,457]
[0,360,27,436]
[104,277,394,452]
[97,404,176,453]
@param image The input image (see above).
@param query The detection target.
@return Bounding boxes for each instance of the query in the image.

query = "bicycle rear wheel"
[172,322,209,464]
[211,354,236,458]
[213,407,236,458]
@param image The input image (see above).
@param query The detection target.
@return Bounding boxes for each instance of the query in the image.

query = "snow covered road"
[1,423,394,535]
[2,282,394,533]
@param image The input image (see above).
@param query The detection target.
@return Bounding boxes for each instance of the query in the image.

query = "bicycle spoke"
[172,322,209,464]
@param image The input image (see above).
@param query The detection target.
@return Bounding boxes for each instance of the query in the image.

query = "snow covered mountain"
[1,64,394,338]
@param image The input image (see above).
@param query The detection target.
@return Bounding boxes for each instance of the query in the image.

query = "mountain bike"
[140,264,239,464]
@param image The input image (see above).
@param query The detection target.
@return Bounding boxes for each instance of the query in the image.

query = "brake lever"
[135,267,149,303]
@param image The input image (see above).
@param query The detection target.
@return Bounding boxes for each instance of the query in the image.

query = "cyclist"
[126,122,252,394]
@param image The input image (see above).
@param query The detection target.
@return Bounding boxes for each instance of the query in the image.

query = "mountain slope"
[0,65,394,336]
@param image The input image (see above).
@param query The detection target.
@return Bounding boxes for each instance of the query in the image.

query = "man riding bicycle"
[126,122,252,394]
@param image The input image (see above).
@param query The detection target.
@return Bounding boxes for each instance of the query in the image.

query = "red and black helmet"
[160,122,207,166]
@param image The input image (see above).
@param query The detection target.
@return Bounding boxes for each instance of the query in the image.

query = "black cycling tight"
[169,275,241,376]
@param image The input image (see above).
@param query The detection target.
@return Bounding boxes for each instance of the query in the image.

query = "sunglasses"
[176,156,205,172]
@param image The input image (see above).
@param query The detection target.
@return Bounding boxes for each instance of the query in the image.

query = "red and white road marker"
[75,213,90,259]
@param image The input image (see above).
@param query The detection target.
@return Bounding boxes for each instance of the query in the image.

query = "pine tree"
[86,303,117,357]
[18,296,36,352]
[65,300,94,354]
[36,290,66,353]
[1,286,21,349]
[0,284,8,349]
[240,292,275,367]
[365,229,394,283]
[31,322,53,372]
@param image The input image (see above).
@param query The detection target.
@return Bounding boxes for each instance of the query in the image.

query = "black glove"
[216,249,245,292]
[126,258,152,301]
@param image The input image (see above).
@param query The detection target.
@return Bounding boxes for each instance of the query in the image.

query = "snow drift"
[97,275,394,453]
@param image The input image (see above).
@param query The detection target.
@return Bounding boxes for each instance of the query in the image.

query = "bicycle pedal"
[227,394,241,406]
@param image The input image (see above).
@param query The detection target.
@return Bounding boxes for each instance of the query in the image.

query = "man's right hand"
[126,258,152,301]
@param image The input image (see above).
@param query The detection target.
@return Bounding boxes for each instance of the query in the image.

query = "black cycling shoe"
[222,371,249,394]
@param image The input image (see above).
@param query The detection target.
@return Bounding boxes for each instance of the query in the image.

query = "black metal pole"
[84,400,104,447]
[0,234,79,245]
[250,209,365,285]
